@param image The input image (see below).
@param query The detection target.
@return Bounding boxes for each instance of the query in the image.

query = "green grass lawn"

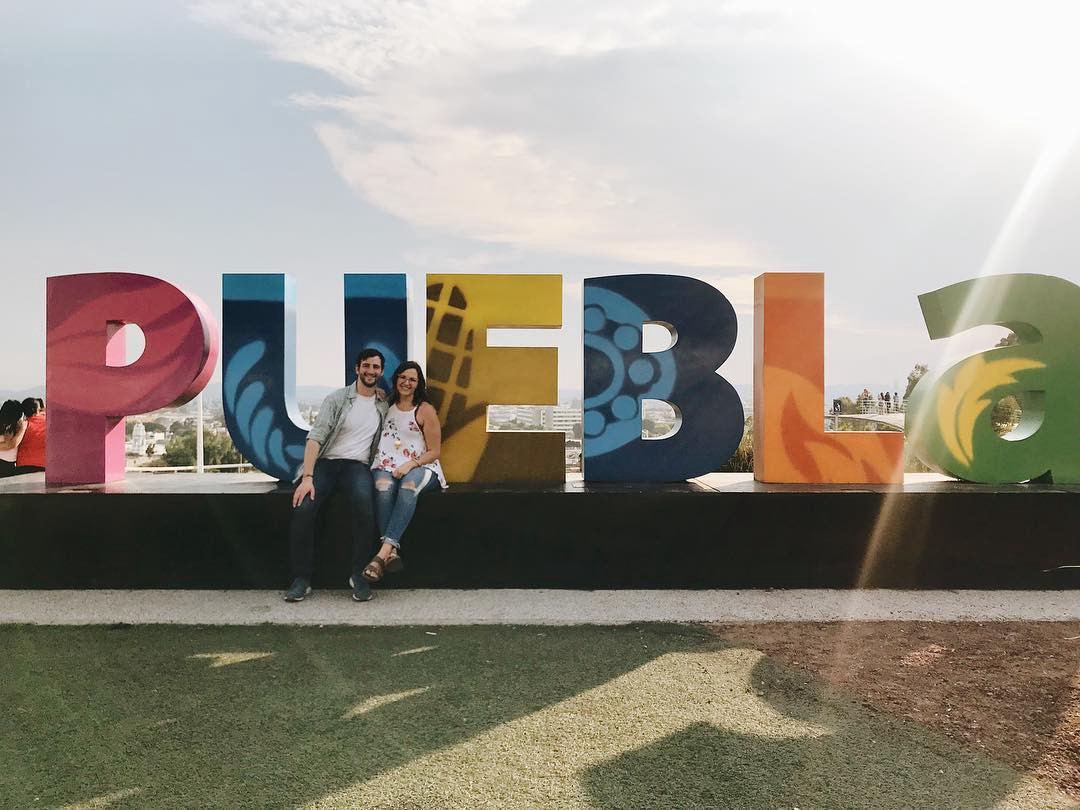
[1,624,1071,809]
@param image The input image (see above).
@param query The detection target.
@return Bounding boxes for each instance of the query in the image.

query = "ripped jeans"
[372,466,440,550]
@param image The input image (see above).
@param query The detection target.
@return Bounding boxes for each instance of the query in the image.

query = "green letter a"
[906,274,1080,483]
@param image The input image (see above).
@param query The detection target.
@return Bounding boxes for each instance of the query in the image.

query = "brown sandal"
[363,546,404,583]
[361,555,386,583]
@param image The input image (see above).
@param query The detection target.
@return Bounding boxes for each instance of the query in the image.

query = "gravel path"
[1,589,1077,625]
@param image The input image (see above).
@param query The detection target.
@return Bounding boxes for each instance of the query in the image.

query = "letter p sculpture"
[46,273,219,485]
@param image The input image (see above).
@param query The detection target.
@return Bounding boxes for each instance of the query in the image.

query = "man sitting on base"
[285,349,389,603]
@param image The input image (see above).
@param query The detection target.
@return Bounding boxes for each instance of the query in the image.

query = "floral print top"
[373,404,448,489]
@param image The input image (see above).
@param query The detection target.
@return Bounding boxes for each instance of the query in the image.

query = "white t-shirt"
[322,395,380,463]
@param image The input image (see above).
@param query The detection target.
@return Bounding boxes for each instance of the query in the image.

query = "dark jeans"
[289,458,376,581]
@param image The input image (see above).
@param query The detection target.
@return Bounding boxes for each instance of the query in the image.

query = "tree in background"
[991,394,1023,436]
[169,418,197,438]
[837,396,858,415]
[718,417,753,472]
[164,429,242,469]
[990,332,1023,436]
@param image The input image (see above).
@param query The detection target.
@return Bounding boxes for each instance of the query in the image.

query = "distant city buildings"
[641,400,678,438]
[541,404,579,433]
[487,398,681,438]
[117,390,749,475]
[488,402,585,431]
[123,399,235,468]
[124,421,167,462]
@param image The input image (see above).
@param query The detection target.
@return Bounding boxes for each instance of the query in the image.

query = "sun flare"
[803,0,1080,135]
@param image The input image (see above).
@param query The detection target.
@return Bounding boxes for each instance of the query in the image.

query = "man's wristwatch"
[302,474,313,480]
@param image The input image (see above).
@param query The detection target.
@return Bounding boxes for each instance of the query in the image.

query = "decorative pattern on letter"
[753,273,903,484]
[425,274,563,484]
[906,274,1078,483]
[584,275,743,482]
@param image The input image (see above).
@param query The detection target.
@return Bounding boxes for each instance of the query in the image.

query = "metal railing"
[857,400,906,415]
[125,463,255,474]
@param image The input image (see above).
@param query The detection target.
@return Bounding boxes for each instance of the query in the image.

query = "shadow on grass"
[1,623,706,808]
[3,627,1068,809]
[584,651,1066,810]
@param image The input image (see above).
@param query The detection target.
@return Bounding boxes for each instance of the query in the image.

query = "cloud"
[191,0,787,267]
[402,247,518,273]
[826,312,926,342]
[192,0,1075,311]
[309,103,762,267]
[701,273,755,315]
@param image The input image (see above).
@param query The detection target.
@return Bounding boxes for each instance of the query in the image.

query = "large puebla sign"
[45,271,1076,487]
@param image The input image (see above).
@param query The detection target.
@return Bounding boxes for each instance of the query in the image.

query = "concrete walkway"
[1,589,1077,626]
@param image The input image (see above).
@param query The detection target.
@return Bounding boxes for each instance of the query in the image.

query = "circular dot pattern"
[628,358,655,385]
[584,306,607,333]
[612,395,637,420]
[613,325,639,351]
[584,410,606,437]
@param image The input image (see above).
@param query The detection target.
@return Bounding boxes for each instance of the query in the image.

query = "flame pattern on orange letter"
[753,273,903,484]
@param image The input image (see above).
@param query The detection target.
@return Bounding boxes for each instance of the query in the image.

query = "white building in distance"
[129,422,147,455]
[541,405,581,434]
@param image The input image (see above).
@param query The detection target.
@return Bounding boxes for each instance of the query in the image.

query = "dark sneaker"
[284,578,311,602]
[349,575,374,602]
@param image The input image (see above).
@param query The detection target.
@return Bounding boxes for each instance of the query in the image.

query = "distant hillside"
[296,386,337,405]
[0,385,45,401]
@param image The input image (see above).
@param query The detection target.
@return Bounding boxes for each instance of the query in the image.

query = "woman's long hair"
[1,400,24,436]
[388,361,428,407]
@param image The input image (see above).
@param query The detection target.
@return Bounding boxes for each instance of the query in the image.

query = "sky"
[4,0,1080,396]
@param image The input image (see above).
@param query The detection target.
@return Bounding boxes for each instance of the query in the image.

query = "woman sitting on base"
[364,361,447,582]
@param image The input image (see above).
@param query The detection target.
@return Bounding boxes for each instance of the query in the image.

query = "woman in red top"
[16,398,45,472]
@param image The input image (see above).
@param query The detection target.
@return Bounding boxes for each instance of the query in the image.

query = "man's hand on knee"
[292,478,316,508]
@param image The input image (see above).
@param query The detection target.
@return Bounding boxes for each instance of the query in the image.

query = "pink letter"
[46,273,219,484]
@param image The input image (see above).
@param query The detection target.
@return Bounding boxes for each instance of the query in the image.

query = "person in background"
[16,397,45,472]
[0,400,27,478]
[363,360,447,583]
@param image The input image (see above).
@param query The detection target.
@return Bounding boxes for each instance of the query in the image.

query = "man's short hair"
[356,348,385,369]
